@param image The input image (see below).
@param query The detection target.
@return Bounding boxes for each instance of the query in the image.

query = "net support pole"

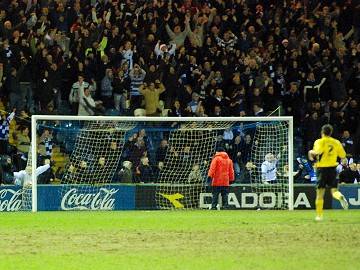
[288,117,294,210]
[31,115,37,212]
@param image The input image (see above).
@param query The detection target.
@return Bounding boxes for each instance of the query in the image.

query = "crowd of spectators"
[0,0,360,184]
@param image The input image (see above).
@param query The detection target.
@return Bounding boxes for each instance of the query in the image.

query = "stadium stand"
[0,0,359,184]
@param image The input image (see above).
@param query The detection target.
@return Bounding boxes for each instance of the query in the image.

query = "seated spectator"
[156,139,168,163]
[188,164,202,184]
[1,155,15,184]
[138,156,154,183]
[336,158,353,175]
[118,161,133,183]
[16,126,30,155]
[339,163,360,184]
[168,100,188,117]
[153,161,164,182]
[230,135,245,181]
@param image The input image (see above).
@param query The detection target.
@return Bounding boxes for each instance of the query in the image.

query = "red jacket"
[208,152,235,186]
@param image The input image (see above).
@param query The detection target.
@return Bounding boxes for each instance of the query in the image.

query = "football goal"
[26,116,293,212]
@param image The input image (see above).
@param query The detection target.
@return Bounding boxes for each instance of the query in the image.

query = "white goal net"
[27,116,293,211]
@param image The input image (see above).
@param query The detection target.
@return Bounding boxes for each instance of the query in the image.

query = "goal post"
[29,115,294,212]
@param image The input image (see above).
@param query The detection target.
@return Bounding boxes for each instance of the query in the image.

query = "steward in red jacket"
[208,150,235,186]
[208,148,235,209]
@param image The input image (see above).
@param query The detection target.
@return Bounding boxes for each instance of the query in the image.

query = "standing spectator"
[36,70,55,111]
[121,41,135,70]
[6,65,25,111]
[154,41,176,59]
[341,130,355,158]
[165,14,190,48]
[282,82,304,125]
[129,64,146,111]
[0,108,15,154]
[303,111,325,153]
[101,68,114,109]
[330,71,347,102]
[14,125,31,169]
[112,69,130,113]
[139,80,165,116]
[208,146,234,210]
[78,87,103,116]
[19,56,34,113]
[69,75,91,115]
[230,135,244,181]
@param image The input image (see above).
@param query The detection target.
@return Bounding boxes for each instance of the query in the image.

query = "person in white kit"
[261,146,286,184]
[14,159,51,186]
[261,153,279,183]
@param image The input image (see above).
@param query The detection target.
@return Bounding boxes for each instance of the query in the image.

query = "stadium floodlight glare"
[27,115,293,212]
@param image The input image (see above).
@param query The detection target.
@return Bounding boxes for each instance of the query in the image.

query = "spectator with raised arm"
[139,80,165,116]
[0,108,15,154]
[129,64,146,111]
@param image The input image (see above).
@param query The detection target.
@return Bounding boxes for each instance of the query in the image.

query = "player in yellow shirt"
[308,124,349,221]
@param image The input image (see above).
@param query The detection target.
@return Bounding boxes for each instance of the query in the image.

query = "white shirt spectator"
[261,153,279,182]
[14,164,50,186]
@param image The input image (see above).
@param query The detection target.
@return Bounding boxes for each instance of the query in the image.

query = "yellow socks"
[332,190,343,201]
[315,199,324,217]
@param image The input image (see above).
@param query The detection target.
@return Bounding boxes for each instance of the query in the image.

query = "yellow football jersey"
[312,136,346,167]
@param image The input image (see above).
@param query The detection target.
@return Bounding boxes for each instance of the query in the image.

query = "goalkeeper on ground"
[14,159,51,186]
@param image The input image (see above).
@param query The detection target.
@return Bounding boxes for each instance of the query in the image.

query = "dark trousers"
[211,186,229,209]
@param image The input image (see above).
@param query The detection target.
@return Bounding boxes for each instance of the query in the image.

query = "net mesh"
[249,122,289,209]
[20,146,32,211]
[60,121,136,210]
[156,122,233,209]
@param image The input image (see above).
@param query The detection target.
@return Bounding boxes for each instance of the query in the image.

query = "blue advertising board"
[334,185,360,209]
[1,184,359,211]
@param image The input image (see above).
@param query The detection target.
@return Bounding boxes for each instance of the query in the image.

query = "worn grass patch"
[1,210,359,270]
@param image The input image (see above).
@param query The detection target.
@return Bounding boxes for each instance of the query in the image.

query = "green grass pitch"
[1,210,360,270]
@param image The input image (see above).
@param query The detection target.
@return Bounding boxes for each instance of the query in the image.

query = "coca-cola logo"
[0,189,23,211]
[61,188,118,210]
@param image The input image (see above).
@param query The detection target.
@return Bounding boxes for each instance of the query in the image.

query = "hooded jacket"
[208,152,234,186]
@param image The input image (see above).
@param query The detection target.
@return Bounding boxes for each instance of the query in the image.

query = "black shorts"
[316,167,338,189]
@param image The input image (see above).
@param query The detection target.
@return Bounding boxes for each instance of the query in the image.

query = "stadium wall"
[0,185,359,211]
